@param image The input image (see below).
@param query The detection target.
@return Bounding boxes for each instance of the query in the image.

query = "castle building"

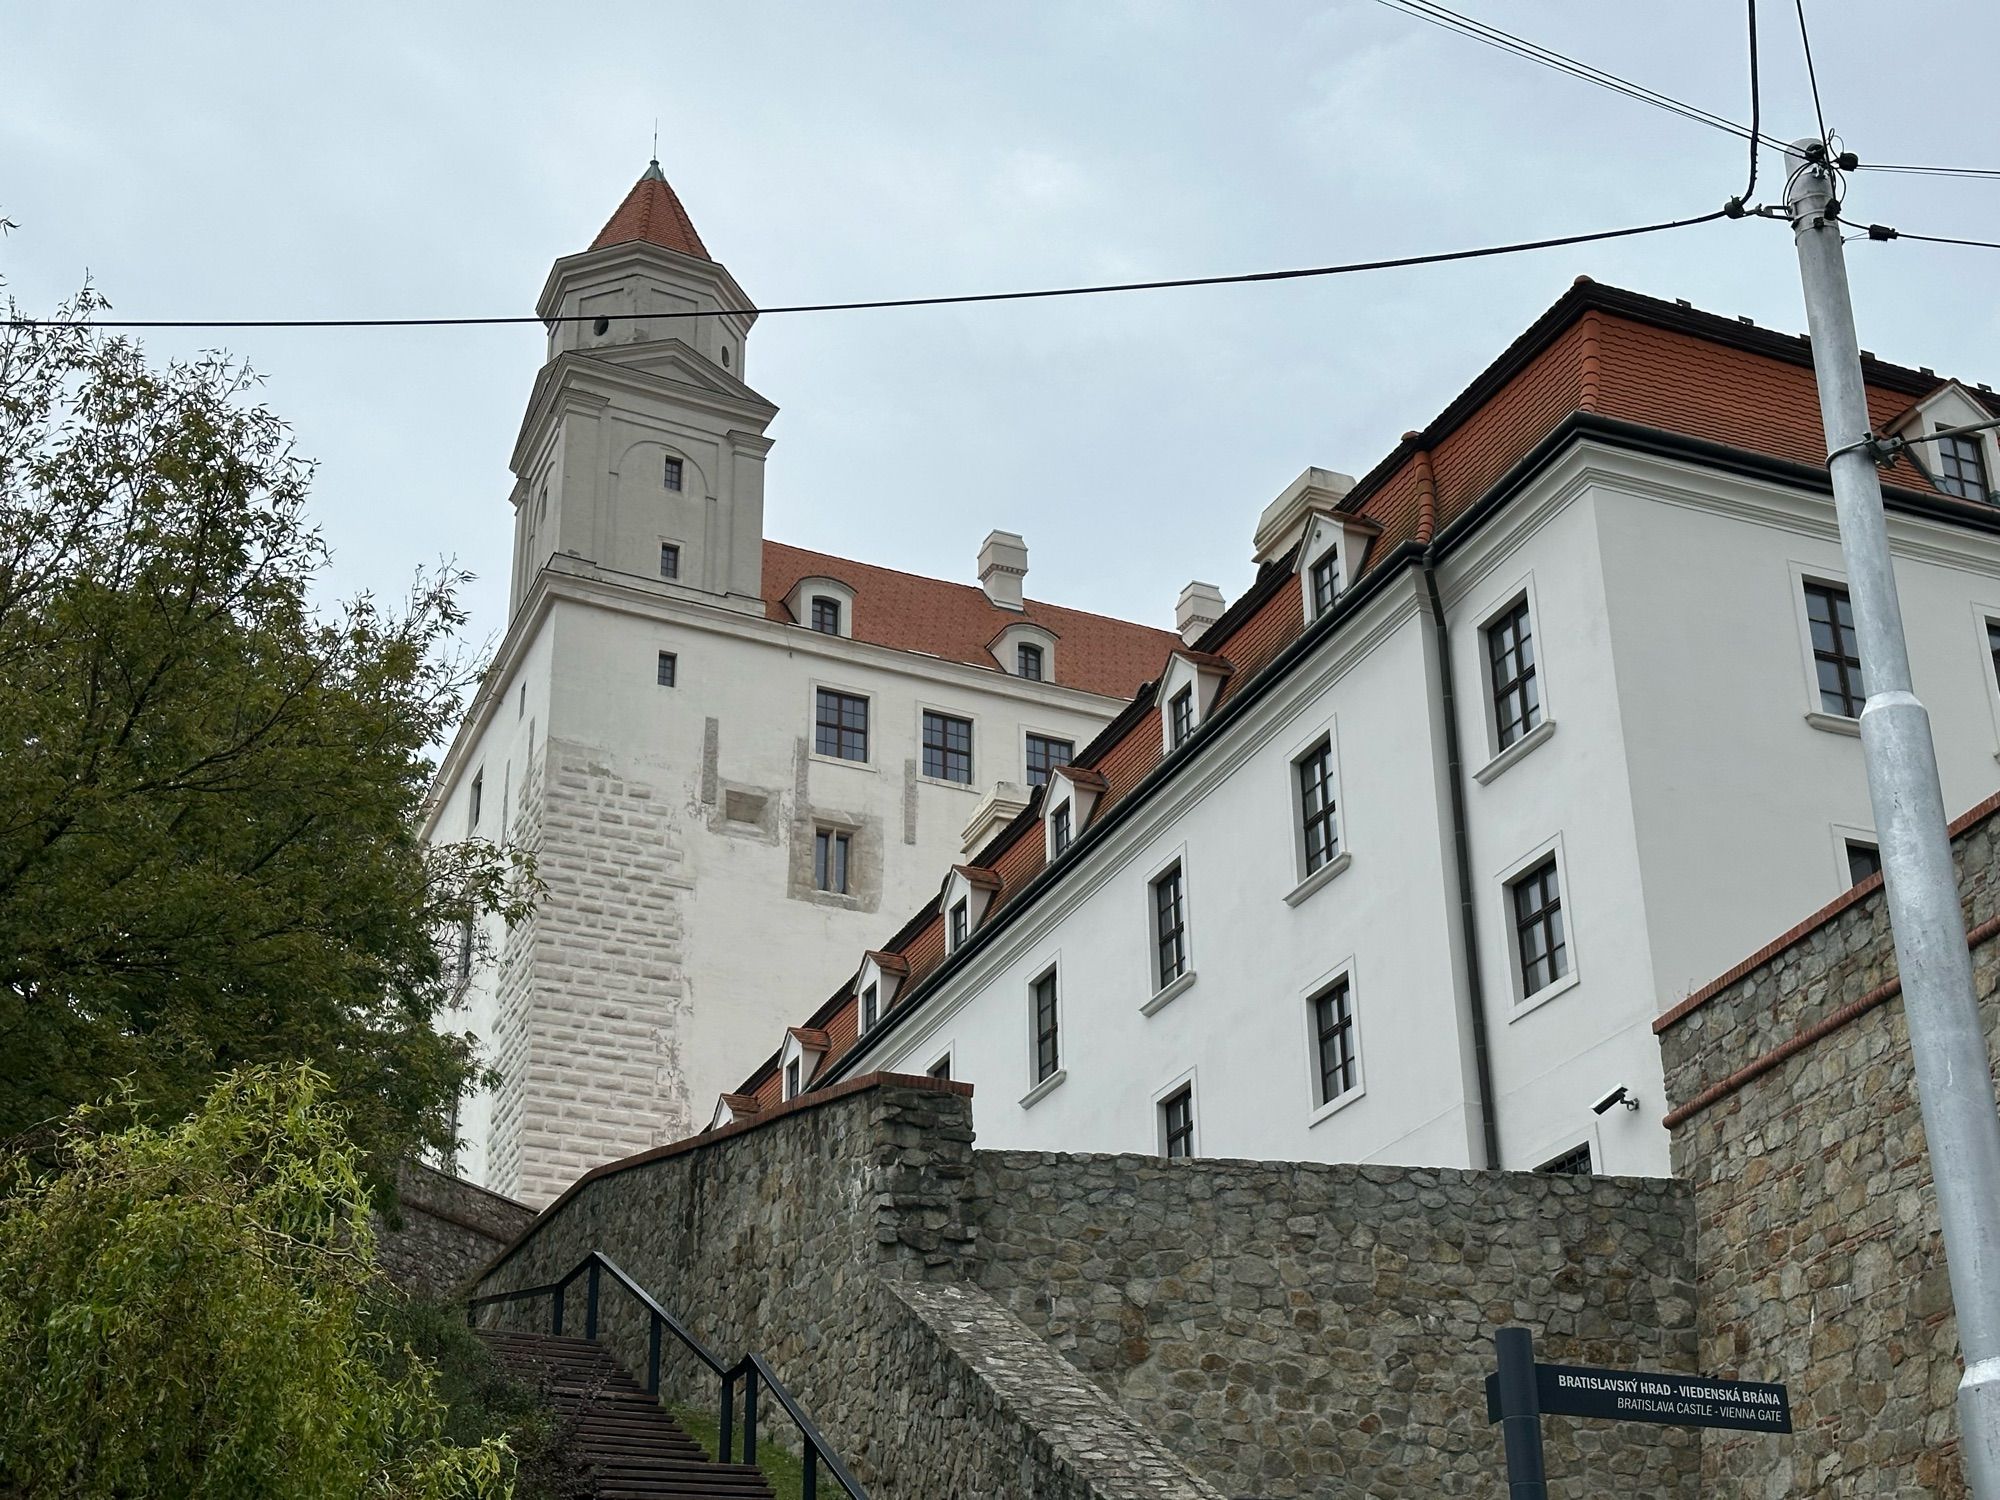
[423,162,1177,1203]
[730,279,2000,1180]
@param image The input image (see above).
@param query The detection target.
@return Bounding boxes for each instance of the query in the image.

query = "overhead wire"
[1793,0,1831,151]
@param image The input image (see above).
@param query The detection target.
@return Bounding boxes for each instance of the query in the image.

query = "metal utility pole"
[1785,138,2000,1496]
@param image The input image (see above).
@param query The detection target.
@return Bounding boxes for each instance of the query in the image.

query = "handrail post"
[585,1260,601,1342]
[551,1280,565,1337]
[647,1314,662,1396]
[744,1367,759,1466]
[804,1447,818,1500]
[719,1373,734,1464]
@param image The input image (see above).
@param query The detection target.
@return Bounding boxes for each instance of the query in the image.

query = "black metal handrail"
[466,1251,867,1499]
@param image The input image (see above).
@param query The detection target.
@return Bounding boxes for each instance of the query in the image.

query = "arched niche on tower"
[608,436,715,589]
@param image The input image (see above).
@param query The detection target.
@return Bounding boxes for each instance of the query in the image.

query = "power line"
[1741,0,1762,203]
[1793,0,1831,149]
[1856,161,2000,181]
[6,208,1734,332]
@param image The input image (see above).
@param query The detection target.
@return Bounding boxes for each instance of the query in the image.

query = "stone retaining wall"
[1658,796,2000,1498]
[375,1161,536,1297]
[972,1149,1699,1499]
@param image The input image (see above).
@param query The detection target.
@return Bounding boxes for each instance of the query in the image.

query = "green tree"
[0,287,530,1171]
[0,1066,512,1498]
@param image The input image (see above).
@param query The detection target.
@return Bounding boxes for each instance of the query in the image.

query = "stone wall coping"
[471,1072,972,1285]
[400,1158,536,1218]
[1655,785,2000,1035]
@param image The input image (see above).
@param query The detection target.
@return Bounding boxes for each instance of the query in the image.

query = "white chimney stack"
[1252,467,1357,565]
[978,530,1028,611]
[1176,580,1226,645]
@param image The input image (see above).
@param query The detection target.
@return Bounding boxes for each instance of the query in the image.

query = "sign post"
[1487,1327,1791,1489]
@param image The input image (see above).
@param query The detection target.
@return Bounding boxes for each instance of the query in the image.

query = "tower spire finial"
[643,122,665,182]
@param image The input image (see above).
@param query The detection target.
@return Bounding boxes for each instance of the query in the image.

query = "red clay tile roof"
[1172,648,1236,675]
[728,278,2000,1105]
[1052,764,1109,793]
[787,1026,830,1051]
[761,540,1178,700]
[863,950,910,977]
[952,864,1004,891]
[591,162,712,261]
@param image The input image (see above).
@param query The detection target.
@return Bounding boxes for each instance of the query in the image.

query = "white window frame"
[1970,601,2000,760]
[808,680,876,770]
[1300,955,1366,1126]
[1152,1067,1200,1159]
[992,621,1059,682]
[916,701,980,791]
[1141,843,1197,1016]
[1830,821,1881,890]
[1473,574,1557,778]
[1298,513,1342,625]
[1022,727,1076,789]
[1021,957,1066,1108]
[1788,560,1864,737]
[1497,832,1580,1018]
[1283,715,1352,906]
[926,1046,955,1083]
[788,576,856,639]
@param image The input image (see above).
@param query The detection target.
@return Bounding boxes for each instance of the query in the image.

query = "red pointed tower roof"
[590,159,712,261]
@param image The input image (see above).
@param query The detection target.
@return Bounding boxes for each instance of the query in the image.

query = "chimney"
[978,530,1028,610]
[1176,581,1226,645]
[1252,467,1357,564]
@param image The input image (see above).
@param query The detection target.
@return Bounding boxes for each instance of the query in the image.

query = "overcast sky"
[7,2,1997,652]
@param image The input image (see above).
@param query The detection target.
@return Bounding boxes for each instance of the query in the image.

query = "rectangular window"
[950,897,969,949]
[1989,619,2000,690]
[468,771,483,832]
[518,682,526,719]
[815,688,868,761]
[1313,978,1358,1106]
[659,542,681,580]
[1846,839,1883,886]
[1936,433,1989,501]
[664,456,684,491]
[785,1059,801,1099]
[928,1054,952,1083]
[1537,1142,1593,1176]
[810,596,842,635]
[657,651,678,688]
[1805,581,1864,717]
[922,711,974,783]
[814,828,850,894]
[1032,969,1060,1083]
[1017,643,1044,681]
[1169,685,1195,747]
[1152,864,1188,990]
[1511,857,1568,998]
[1486,598,1540,750]
[1296,739,1339,875]
[1309,550,1340,617]
[1161,1086,1195,1159]
[1025,733,1073,788]
[1050,802,1073,857]
[860,982,879,1033]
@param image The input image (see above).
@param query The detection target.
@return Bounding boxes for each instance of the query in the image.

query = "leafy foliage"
[0,1066,513,1498]
[0,287,533,1172]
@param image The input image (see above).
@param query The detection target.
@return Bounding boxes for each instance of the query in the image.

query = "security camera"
[1591,1085,1638,1116]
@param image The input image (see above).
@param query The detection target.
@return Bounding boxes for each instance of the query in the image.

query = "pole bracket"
[1828,431,1905,469]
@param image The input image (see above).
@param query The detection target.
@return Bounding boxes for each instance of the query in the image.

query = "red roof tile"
[762,540,1178,700]
[591,162,712,261]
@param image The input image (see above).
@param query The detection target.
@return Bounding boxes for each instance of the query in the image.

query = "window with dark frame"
[1296,739,1340,875]
[928,1055,952,1082]
[1032,970,1060,1083]
[815,688,868,761]
[1537,1143,1593,1176]
[663,456,684,492]
[810,596,842,635]
[659,542,681,580]
[468,771,483,832]
[1152,864,1188,991]
[657,651,678,688]
[1510,856,1569,998]
[1936,433,1990,501]
[813,828,850,894]
[1017,643,1045,681]
[1050,801,1073,856]
[1987,619,2000,690]
[1161,1086,1195,1159]
[1486,598,1540,750]
[1313,977,1358,1106]
[950,897,969,949]
[785,1059,801,1099]
[860,982,879,1033]
[922,711,974,783]
[1805,581,1865,717]
[1309,550,1340,617]
[1025,733,1074,788]
[1846,840,1883,887]
[1169,685,1195,747]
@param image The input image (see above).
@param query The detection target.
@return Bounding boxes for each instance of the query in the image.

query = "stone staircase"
[477,1329,776,1500]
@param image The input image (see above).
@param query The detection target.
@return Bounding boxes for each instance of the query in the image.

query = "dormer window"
[1018,643,1044,681]
[1937,432,1990,501]
[950,898,969,949]
[785,1059,801,1099]
[1309,550,1340,617]
[1051,802,1073,856]
[811,597,842,635]
[860,982,879,1033]
[663,456,684,492]
[778,1025,829,1100]
[1169,686,1195,748]
[941,864,1001,947]
[1157,650,1231,755]
[991,622,1058,683]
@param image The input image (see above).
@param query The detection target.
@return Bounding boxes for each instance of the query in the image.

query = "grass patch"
[672,1401,809,1500]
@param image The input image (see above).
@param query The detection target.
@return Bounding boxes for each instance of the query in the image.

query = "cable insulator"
[1867,224,1899,241]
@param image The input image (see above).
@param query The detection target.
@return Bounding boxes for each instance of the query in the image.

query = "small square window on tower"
[657,651,678,688]
[663,456,684,492]
[659,542,681,580]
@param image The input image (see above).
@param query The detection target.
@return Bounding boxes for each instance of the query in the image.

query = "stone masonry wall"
[1659,799,2000,1498]
[502,742,696,1204]
[972,1150,1699,1500]
[375,1161,537,1298]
